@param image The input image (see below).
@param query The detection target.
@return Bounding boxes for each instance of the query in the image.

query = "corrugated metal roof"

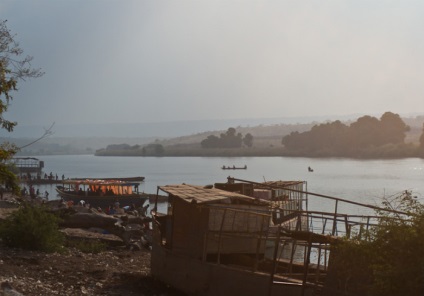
[158,184,268,205]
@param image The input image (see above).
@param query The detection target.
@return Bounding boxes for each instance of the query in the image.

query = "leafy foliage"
[331,191,424,296]
[419,123,424,157]
[0,141,19,193]
[1,20,43,129]
[1,20,43,190]
[242,132,253,147]
[0,203,64,252]
[281,112,415,158]
[201,127,253,148]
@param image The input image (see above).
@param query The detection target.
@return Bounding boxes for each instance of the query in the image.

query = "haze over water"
[2,1,424,128]
[31,155,424,215]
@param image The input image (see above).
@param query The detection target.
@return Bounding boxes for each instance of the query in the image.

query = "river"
[24,155,424,214]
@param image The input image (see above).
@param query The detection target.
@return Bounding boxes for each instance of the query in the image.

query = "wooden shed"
[152,184,272,260]
[150,184,332,296]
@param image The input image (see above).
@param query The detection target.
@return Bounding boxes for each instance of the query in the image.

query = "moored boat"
[70,176,145,182]
[56,179,148,209]
[23,176,145,185]
[221,165,247,170]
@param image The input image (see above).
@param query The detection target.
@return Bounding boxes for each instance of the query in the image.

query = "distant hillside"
[156,122,317,148]
[96,114,424,158]
[155,115,424,148]
[4,114,423,156]
[8,114,366,138]
[6,137,156,156]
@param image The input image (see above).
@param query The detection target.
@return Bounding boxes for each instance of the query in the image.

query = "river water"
[26,155,424,214]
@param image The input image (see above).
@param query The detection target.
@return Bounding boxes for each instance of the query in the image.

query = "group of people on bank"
[21,185,49,199]
[18,172,66,182]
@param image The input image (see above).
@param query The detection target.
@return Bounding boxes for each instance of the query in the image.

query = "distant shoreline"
[16,147,424,160]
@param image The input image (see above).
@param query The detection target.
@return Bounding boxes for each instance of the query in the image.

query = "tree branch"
[18,122,55,149]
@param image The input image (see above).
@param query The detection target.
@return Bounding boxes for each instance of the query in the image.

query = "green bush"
[330,191,424,296]
[0,203,64,252]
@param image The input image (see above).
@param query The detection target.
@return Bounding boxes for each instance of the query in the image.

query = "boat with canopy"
[56,179,148,209]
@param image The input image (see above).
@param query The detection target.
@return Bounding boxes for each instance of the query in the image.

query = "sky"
[1,0,424,127]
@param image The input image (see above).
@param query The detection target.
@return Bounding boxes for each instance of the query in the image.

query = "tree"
[219,128,242,148]
[419,123,424,156]
[281,121,349,155]
[225,127,236,138]
[243,133,253,147]
[201,135,220,148]
[348,115,382,148]
[379,111,410,145]
[280,112,411,157]
[154,144,164,155]
[1,20,44,192]
[201,128,244,149]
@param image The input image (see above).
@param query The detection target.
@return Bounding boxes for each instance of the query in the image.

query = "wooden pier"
[9,157,44,175]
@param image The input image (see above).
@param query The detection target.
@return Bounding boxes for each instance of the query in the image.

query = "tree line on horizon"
[282,111,424,158]
[200,127,253,149]
[95,112,424,158]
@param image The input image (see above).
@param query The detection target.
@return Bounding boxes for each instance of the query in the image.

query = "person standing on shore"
[29,186,35,199]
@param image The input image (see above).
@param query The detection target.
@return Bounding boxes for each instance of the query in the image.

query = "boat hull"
[55,188,148,209]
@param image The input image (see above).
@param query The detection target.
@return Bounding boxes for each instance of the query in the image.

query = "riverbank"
[94,145,424,159]
[0,193,185,296]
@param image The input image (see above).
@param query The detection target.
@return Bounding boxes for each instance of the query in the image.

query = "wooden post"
[332,200,338,235]
[254,215,266,271]
[366,216,371,241]
[301,234,312,296]
[316,244,322,284]
[217,208,227,265]
[322,217,327,234]
[324,246,328,270]
[268,226,281,296]
[289,239,297,275]
[344,215,350,238]
[154,187,159,211]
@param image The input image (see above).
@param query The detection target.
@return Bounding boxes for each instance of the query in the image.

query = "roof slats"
[159,184,268,205]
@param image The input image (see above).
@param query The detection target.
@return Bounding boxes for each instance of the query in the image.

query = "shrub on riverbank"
[330,191,424,295]
[0,203,64,252]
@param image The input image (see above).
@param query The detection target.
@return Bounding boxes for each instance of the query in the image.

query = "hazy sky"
[1,1,424,126]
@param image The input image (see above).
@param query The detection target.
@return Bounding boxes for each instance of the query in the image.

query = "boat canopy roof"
[12,157,41,161]
[61,179,139,187]
[158,184,271,205]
